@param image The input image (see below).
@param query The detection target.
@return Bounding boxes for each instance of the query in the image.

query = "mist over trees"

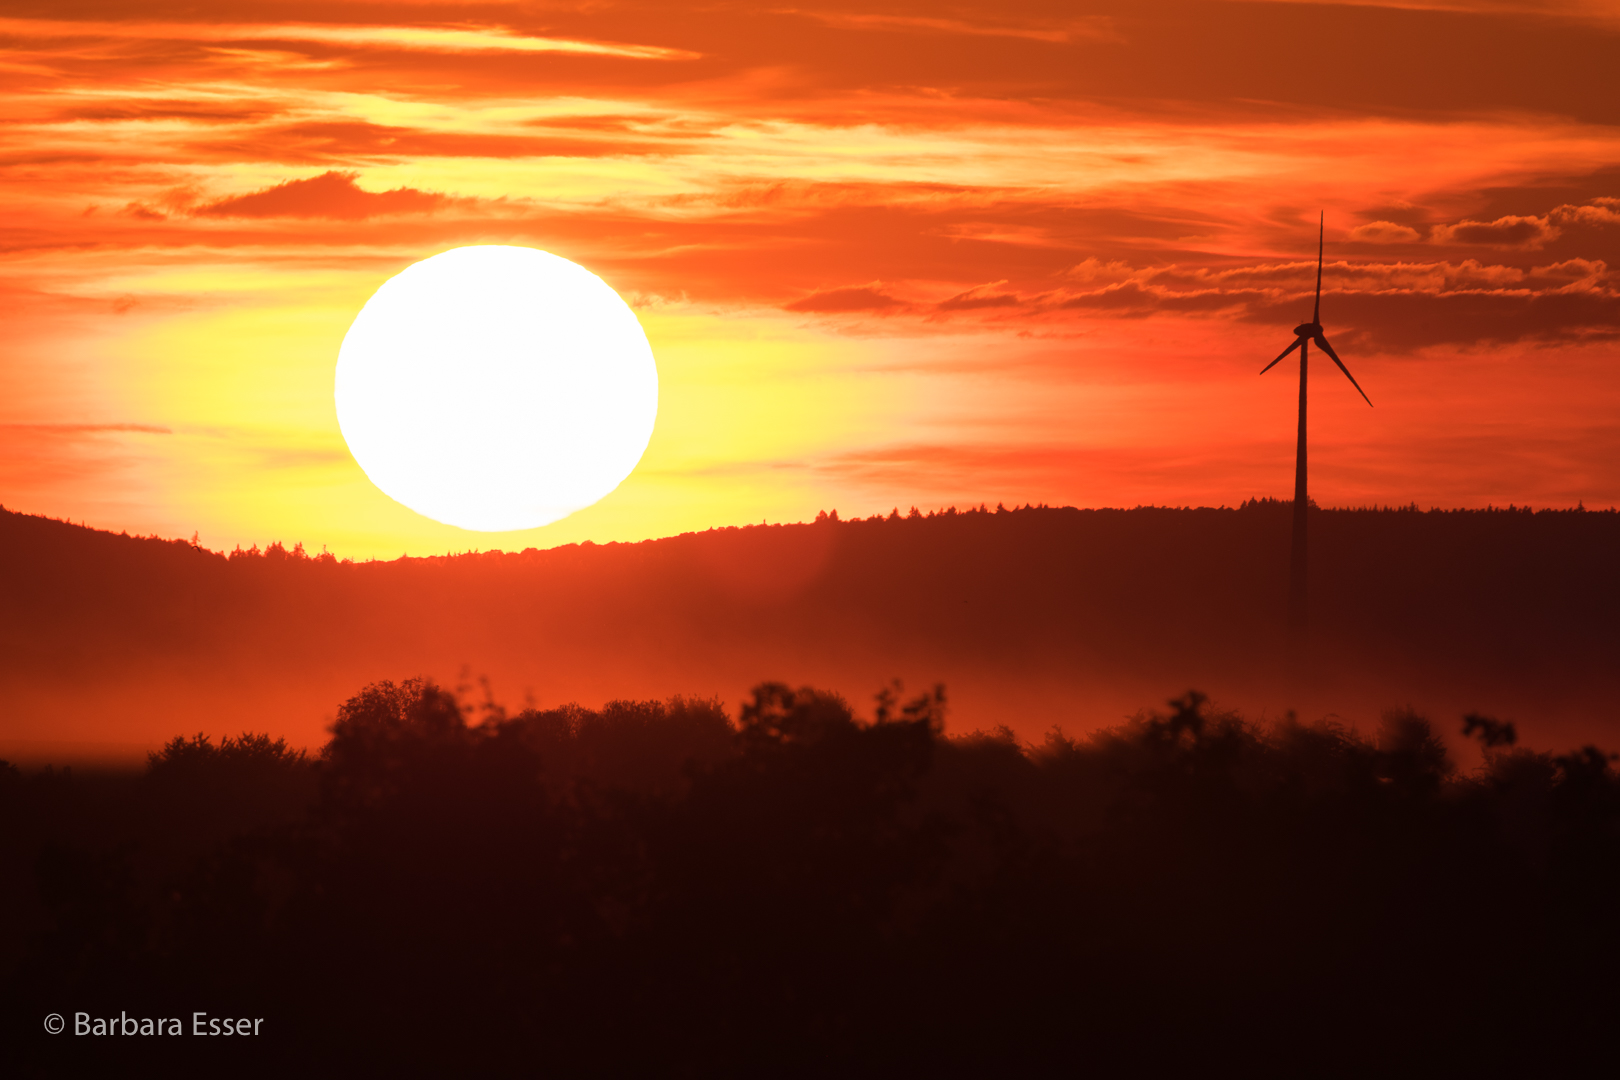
[6,500,1620,752]
[6,677,1618,1074]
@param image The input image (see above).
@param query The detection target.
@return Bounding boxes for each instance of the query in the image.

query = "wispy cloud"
[0,18,699,60]
[785,283,909,314]
[775,9,1120,44]
[1350,221,1423,244]
[195,172,450,219]
[0,423,173,436]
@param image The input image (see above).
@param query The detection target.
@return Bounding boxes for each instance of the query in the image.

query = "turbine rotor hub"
[1295,322,1322,338]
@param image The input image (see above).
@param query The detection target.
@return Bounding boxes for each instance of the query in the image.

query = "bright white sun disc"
[335,246,658,531]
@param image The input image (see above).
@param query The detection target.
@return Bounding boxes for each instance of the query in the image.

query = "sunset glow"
[3,2,1617,556]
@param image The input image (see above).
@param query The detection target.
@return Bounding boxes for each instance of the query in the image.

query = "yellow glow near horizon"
[335,247,659,532]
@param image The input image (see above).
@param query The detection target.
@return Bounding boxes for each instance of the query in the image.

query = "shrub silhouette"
[499,694,733,796]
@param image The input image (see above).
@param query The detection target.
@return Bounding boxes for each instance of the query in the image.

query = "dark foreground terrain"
[5,678,1618,1075]
[4,500,1619,756]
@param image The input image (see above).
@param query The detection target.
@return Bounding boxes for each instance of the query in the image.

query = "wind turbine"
[1259,214,1372,663]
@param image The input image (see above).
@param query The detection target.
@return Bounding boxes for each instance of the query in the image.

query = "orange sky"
[3,1,1618,558]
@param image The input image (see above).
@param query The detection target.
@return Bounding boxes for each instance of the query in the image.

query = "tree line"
[5,677,1618,1074]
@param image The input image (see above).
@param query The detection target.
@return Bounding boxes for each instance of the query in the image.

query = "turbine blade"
[1314,334,1372,407]
[1259,336,1303,375]
[1313,212,1324,325]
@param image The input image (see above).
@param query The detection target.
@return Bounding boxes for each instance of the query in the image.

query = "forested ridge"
[5,500,1618,752]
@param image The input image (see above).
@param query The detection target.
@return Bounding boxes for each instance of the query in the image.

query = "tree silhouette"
[5,676,1619,1074]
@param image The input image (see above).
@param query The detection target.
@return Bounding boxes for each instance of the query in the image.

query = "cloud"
[1055,279,1267,316]
[1241,1,1620,31]
[0,424,168,495]
[59,101,284,124]
[1146,259,1530,292]
[1530,258,1609,282]
[195,171,449,220]
[781,10,1120,45]
[1424,199,1619,251]
[935,223,1069,247]
[0,423,172,436]
[936,281,1021,312]
[1350,221,1422,244]
[785,283,908,313]
[0,18,698,60]
[1550,198,1620,227]
[1065,258,1137,282]
[814,440,1096,490]
[181,120,675,165]
[1431,214,1560,248]
[1242,286,1620,351]
[989,255,1620,349]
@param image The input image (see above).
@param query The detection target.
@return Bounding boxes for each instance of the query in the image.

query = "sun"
[335,246,658,532]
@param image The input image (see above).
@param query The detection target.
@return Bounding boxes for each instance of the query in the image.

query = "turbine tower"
[1259,215,1372,667]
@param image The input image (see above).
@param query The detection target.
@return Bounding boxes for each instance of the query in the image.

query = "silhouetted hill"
[3,501,1618,756]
